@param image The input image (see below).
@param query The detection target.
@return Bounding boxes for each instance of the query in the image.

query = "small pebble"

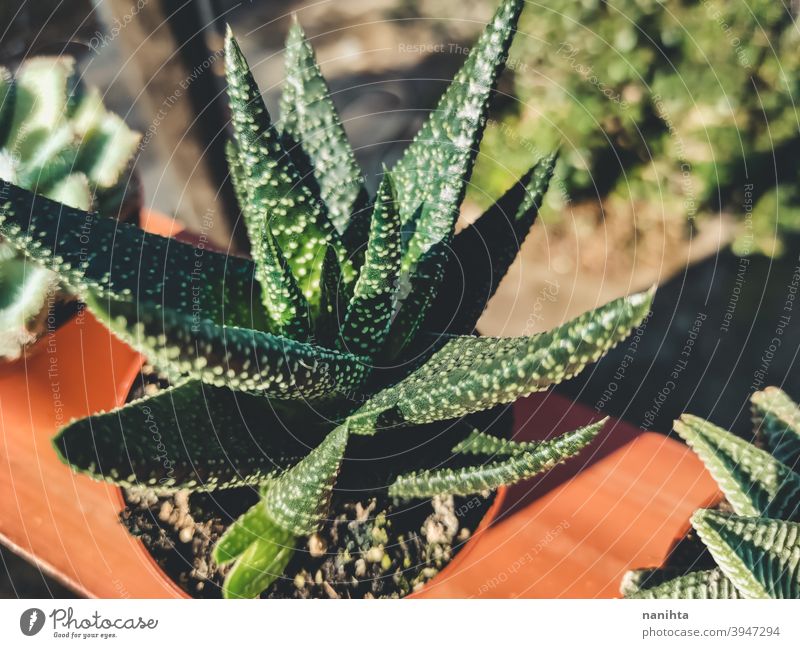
[365,547,384,563]
[323,582,339,599]
[354,558,367,577]
[178,527,193,543]
[308,533,327,558]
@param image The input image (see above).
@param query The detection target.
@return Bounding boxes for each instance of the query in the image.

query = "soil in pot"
[121,487,495,599]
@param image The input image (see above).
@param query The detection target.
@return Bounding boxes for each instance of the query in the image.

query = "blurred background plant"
[466,0,800,258]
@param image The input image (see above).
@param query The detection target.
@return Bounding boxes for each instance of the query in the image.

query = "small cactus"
[0,56,140,359]
[0,0,653,598]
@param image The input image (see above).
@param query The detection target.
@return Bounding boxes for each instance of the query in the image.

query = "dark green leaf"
[0,181,270,329]
[280,20,364,233]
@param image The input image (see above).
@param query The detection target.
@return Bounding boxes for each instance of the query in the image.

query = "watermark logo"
[20,608,45,636]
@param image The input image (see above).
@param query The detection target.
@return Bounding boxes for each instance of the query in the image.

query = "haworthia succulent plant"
[2,1,656,599]
[752,387,800,472]
[0,56,140,359]
[624,393,800,599]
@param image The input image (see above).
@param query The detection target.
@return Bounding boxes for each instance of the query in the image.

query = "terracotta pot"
[0,210,721,598]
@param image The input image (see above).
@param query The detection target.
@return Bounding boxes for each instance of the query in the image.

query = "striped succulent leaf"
[752,387,800,472]
[425,152,558,334]
[351,290,653,434]
[280,19,365,234]
[691,510,800,599]
[53,381,305,491]
[627,568,741,600]
[337,172,401,358]
[674,414,800,521]
[388,419,604,499]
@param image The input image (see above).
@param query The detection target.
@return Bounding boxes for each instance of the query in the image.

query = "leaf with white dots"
[280,19,364,234]
[53,381,308,491]
[337,172,401,358]
[88,294,369,399]
[225,29,350,307]
[350,290,653,434]
[0,181,270,330]
[425,152,557,334]
[675,414,800,521]
[452,428,547,457]
[264,425,349,536]
[389,420,604,498]
[752,387,800,473]
[391,0,524,272]
[692,510,800,599]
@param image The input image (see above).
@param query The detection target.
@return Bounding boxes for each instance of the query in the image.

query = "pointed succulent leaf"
[351,290,653,434]
[340,186,372,269]
[213,494,277,565]
[452,428,545,457]
[675,414,800,521]
[220,516,295,599]
[315,245,349,347]
[392,0,524,272]
[691,510,800,599]
[252,220,312,339]
[89,296,368,399]
[752,387,800,472]
[380,238,450,359]
[54,381,308,491]
[388,419,604,499]
[626,568,741,599]
[225,139,250,217]
[425,153,557,334]
[280,20,364,233]
[337,173,401,357]
[264,425,349,536]
[0,182,270,329]
[224,28,349,306]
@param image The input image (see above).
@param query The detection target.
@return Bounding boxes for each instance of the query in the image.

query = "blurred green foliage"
[468,0,800,255]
